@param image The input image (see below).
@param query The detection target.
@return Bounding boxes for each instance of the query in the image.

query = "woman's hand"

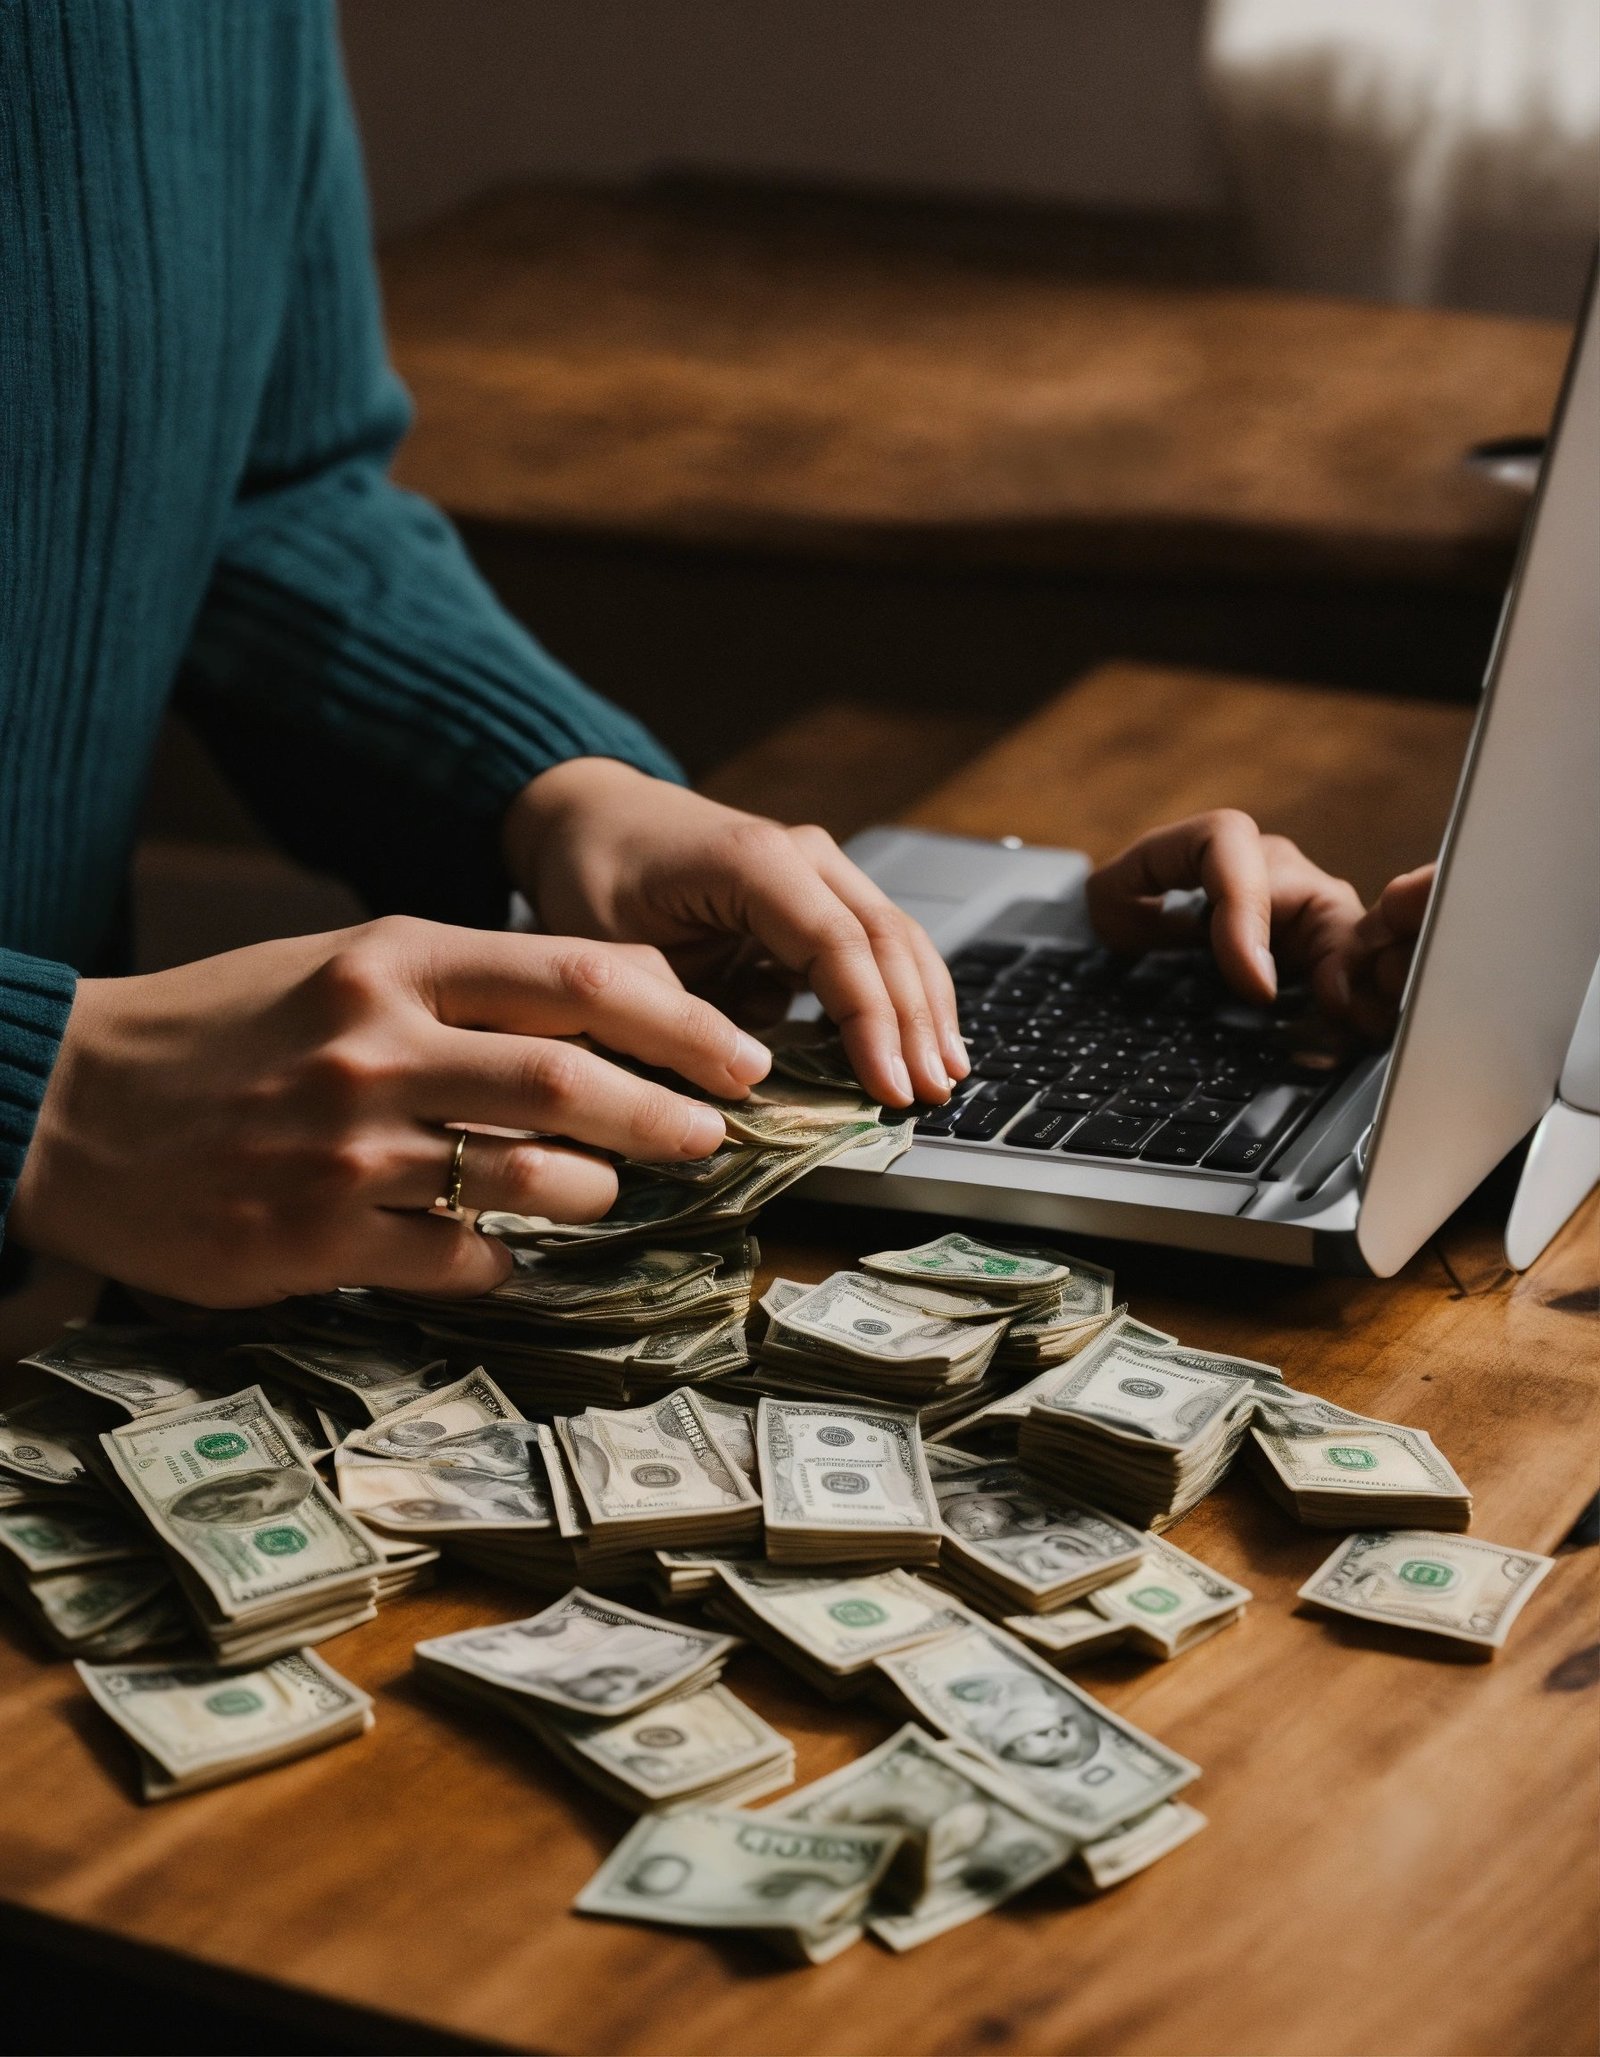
[505,760,966,1107]
[9,918,769,1307]
[1335,864,1435,1038]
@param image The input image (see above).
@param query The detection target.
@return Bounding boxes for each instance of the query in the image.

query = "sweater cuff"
[0,950,77,1255]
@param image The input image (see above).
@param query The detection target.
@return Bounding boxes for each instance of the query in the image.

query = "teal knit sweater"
[0,1,680,1250]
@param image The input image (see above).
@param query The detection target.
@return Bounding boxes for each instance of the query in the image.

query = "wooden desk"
[1,669,1595,2057]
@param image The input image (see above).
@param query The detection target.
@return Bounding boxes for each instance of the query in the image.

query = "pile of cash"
[557,1389,762,1576]
[415,1588,792,1810]
[926,1449,1147,1613]
[1297,1529,1552,1656]
[352,1238,761,1412]
[873,1618,1200,1844]
[1250,1391,1473,1529]
[860,1232,1119,1376]
[77,1648,372,1800]
[752,1272,1010,1405]
[1008,1533,1252,1661]
[705,1560,971,1698]
[0,1386,187,1659]
[757,1395,942,1569]
[767,1722,1074,1949]
[1013,1317,1285,1529]
[100,1388,385,1663]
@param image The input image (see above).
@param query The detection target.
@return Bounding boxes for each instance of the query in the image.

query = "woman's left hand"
[503,759,966,1107]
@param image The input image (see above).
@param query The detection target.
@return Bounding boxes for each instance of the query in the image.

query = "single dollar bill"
[100,1387,382,1631]
[76,1647,372,1799]
[574,1805,901,1962]
[24,1328,204,1418]
[875,1621,1198,1840]
[770,1722,1072,1949]
[860,1232,1101,1298]
[1297,1530,1553,1653]
[415,1587,735,1717]
[757,1396,941,1565]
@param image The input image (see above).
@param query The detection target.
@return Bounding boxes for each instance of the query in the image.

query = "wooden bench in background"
[380,182,1571,769]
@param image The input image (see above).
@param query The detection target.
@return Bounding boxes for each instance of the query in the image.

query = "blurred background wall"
[340,0,1597,317]
[340,0,1223,238]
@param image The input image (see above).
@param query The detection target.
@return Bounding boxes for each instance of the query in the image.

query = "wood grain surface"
[380,187,1570,588]
[0,668,1592,2057]
[903,662,1477,902]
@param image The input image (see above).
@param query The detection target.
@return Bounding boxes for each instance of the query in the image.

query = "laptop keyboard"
[914,942,1354,1176]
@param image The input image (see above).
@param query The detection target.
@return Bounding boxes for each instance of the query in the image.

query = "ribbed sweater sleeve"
[177,22,680,924]
[0,949,77,1256]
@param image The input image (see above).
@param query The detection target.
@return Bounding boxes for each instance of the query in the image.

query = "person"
[0,3,1432,1313]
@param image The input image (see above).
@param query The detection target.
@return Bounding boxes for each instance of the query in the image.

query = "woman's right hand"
[7,917,771,1308]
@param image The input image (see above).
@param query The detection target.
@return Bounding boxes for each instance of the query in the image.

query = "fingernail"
[1253,944,1278,997]
[943,1032,971,1079]
[683,1107,727,1155]
[728,1033,771,1084]
[888,1055,914,1104]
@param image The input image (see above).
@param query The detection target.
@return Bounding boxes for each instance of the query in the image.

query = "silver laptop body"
[802,273,1600,1277]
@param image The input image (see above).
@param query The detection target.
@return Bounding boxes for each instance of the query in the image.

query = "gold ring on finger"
[435,1128,469,1217]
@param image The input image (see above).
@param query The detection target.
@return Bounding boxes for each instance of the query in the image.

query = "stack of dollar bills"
[756,1395,942,1569]
[1013,1316,1286,1529]
[77,1648,372,1800]
[927,1451,1147,1613]
[350,1237,761,1412]
[704,1560,971,1698]
[1010,1533,1252,1661]
[477,1051,911,1258]
[752,1271,1011,1404]
[872,1618,1200,1845]
[1249,1390,1473,1528]
[859,1233,1119,1375]
[415,1588,792,1809]
[575,1805,904,1964]
[0,1387,187,1659]
[1297,1529,1551,1656]
[555,1389,762,1574]
[98,1388,385,1663]
[767,1723,1077,1949]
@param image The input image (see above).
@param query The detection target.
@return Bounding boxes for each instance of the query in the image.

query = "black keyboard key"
[1203,1086,1319,1173]
[975,1055,1022,1080]
[1005,1107,1085,1150]
[1105,1088,1179,1117]
[953,1095,1024,1142]
[1040,1085,1103,1113]
[1172,1097,1237,1128]
[913,1102,962,1136]
[1201,1075,1256,1101]
[1139,1122,1222,1164]
[1062,1111,1159,1158]
[971,1078,1036,1107]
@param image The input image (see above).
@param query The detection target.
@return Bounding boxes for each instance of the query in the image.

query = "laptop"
[801,270,1600,1277]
